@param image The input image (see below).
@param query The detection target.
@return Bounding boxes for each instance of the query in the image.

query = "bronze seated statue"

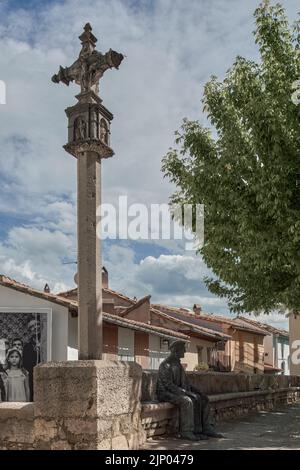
[156,340,224,441]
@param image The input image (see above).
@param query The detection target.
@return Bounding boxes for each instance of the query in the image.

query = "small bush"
[194,362,209,372]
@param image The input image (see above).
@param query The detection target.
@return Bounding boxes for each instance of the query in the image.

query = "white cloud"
[104,248,229,313]
[0,202,76,292]
[0,0,285,211]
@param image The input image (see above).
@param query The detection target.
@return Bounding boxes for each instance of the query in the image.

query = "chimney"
[193,304,201,315]
[102,266,108,288]
[44,283,50,293]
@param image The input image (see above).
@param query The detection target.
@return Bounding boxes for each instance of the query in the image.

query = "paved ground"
[143,404,300,450]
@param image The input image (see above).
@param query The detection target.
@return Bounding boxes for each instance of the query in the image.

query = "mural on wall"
[0,310,51,402]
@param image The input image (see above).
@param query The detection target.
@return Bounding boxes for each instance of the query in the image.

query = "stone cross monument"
[33,25,142,451]
[52,23,124,359]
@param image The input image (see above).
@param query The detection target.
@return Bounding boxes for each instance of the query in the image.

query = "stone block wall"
[1,368,300,449]
[210,388,300,422]
[141,370,300,402]
[34,360,146,450]
[0,360,146,450]
[141,402,179,438]
[0,403,35,450]
[187,372,300,395]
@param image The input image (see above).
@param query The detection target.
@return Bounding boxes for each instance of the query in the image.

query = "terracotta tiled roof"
[150,307,231,342]
[104,288,136,305]
[231,317,270,336]
[152,303,236,325]
[58,286,136,305]
[103,312,189,341]
[0,275,187,341]
[119,295,151,317]
[271,327,289,338]
[152,304,193,316]
[237,316,289,338]
[152,304,269,336]
[0,275,78,311]
[57,287,77,298]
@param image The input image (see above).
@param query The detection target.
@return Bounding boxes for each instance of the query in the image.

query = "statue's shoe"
[180,432,199,441]
[203,431,224,438]
[195,433,209,440]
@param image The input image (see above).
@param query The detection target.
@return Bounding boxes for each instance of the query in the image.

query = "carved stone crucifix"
[52,23,123,97]
[52,24,124,360]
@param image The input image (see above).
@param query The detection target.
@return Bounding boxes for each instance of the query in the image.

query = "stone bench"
[141,387,300,438]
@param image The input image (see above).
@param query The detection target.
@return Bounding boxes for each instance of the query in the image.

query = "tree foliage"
[162,1,300,315]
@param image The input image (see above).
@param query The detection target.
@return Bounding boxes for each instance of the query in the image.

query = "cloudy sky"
[0,0,298,328]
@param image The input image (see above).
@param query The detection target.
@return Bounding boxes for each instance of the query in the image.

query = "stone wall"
[0,403,35,450]
[0,360,146,450]
[209,388,300,422]
[1,368,300,449]
[141,371,300,438]
[141,370,300,402]
[34,361,146,450]
[141,402,179,438]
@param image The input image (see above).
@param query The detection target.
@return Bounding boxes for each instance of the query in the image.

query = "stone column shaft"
[77,151,102,359]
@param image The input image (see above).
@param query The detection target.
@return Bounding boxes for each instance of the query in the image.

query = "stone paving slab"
[142,404,300,450]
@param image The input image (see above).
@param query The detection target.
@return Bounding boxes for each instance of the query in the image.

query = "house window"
[281,361,285,375]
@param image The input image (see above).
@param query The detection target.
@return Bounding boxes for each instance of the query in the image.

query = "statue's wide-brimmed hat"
[169,339,186,351]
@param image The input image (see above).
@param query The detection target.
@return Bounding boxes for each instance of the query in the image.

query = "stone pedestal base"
[34,360,146,450]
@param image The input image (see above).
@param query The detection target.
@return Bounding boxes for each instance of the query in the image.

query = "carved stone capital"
[63,139,114,161]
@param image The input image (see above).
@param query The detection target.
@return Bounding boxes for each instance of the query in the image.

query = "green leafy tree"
[162,1,300,315]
